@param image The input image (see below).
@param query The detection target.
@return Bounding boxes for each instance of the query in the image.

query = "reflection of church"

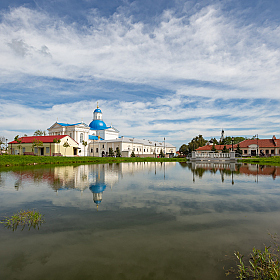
[89,165,107,209]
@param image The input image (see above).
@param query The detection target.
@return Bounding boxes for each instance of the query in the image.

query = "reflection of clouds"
[1,163,280,217]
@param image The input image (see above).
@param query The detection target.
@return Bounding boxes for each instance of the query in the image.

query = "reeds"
[1,210,44,231]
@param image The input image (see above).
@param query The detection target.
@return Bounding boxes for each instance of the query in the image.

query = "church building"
[47,104,175,157]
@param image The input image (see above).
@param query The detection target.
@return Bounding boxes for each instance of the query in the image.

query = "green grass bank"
[0,155,186,167]
[239,156,280,166]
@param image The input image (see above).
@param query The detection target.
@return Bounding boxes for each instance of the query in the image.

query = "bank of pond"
[0,154,186,167]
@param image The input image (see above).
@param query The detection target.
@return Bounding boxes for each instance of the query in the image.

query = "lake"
[1,161,280,280]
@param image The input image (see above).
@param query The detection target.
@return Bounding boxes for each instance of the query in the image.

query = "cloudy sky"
[0,0,280,148]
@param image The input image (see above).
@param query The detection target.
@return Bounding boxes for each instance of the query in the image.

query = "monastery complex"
[8,105,175,157]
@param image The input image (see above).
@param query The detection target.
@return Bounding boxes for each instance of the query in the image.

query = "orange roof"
[9,135,69,144]
[196,144,235,151]
[238,138,280,148]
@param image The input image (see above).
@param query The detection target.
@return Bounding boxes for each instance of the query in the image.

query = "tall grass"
[1,210,44,231]
[0,155,186,167]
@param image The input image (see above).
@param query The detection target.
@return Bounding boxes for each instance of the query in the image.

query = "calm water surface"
[1,162,280,280]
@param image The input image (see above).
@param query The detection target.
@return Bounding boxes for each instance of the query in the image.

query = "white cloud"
[0,5,280,97]
[1,4,280,146]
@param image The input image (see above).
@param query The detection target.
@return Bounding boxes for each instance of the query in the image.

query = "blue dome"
[89,183,107,194]
[94,108,102,113]
[89,120,109,130]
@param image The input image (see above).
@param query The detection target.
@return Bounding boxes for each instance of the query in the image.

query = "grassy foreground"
[0,155,186,167]
[239,156,280,166]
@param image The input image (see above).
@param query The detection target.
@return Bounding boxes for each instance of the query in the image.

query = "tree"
[179,144,189,156]
[221,136,246,145]
[108,147,114,157]
[82,140,87,156]
[160,148,165,158]
[211,144,217,152]
[63,141,70,156]
[130,151,135,157]
[115,147,121,157]
[210,138,219,145]
[32,139,43,156]
[14,135,19,141]
[16,138,22,155]
[33,130,46,136]
[222,145,229,153]
[235,144,242,156]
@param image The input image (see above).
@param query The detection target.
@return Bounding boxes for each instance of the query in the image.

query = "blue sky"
[1,0,280,148]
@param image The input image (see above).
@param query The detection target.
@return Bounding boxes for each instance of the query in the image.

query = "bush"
[227,238,280,279]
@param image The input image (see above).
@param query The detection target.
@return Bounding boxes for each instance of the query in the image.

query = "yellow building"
[8,135,79,156]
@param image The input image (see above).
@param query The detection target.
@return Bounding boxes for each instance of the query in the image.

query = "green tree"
[235,144,242,156]
[211,144,217,152]
[14,135,19,141]
[82,140,87,156]
[115,147,121,157]
[130,151,135,157]
[16,138,22,155]
[189,135,208,152]
[108,147,114,157]
[179,144,189,156]
[32,139,43,156]
[210,138,219,145]
[33,130,46,136]
[221,136,246,145]
[159,148,165,158]
[63,141,70,156]
[222,145,229,153]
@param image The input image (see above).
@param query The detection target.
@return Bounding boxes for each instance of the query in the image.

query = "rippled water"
[1,162,280,280]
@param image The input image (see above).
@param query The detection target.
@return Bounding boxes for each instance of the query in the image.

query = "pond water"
[1,162,280,280]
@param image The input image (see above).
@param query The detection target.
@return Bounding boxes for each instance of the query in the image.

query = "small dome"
[94,108,102,113]
[89,120,108,130]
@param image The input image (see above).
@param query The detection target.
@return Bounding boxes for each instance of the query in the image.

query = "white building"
[48,105,175,157]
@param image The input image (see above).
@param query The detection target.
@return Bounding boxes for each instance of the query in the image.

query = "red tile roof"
[196,137,280,151]
[9,135,68,144]
[196,144,235,151]
[238,138,280,148]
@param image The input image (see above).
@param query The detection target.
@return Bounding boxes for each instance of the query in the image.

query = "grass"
[0,155,186,167]
[239,156,280,166]
[227,234,280,279]
[1,210,44,231]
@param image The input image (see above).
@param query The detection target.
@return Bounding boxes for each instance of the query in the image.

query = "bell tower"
[93,102,102,120]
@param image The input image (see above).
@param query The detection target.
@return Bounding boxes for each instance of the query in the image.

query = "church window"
[96,148,98,153]
[144,149,145,152]
[137,148,138,151]
[102,144,104,148]
[46,147,50,154]
[70,133,72,138]
[147,149,149,152]
[80,133,83,143]
[91,148,93,153]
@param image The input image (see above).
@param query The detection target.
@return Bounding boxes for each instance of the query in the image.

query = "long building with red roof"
[196,136,280,156]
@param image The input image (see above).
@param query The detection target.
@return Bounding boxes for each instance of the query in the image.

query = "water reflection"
[10,162,176,209]
[183,162,280,183]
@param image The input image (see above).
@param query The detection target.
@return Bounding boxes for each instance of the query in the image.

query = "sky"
[0,0,280,148]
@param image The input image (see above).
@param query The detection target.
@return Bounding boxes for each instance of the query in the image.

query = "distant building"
[19,104,176,157]
[196,136,280,157]
[8,135,79,156]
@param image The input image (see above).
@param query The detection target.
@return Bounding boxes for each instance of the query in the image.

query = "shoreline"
[0,155,186,168]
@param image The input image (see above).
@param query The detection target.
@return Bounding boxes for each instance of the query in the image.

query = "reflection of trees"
[192,168,207,178]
